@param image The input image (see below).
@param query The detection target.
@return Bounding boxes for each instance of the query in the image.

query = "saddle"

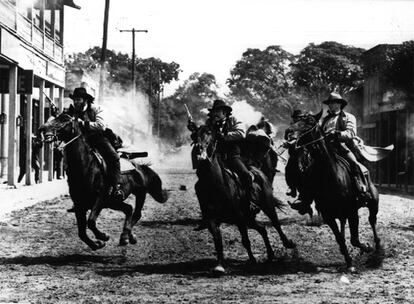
[92,147,148,175]
[335,153,371,200]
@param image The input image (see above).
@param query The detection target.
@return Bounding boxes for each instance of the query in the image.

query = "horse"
[41,113,169,250]
[288,111,380,271]
[194,125,295,273]
[245,125,278,184]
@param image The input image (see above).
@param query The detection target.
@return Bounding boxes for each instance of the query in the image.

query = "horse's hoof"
[97,233,110,242]
[129,233,137,245]
[92,240,106,251]
[212,265,225,275]
[283,239,296,249]
[119,236,129,246]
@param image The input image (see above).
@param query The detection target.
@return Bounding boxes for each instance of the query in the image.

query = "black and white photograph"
[0,0,413,303]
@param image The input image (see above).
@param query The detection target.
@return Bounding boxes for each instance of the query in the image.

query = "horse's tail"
[132,163,169,204]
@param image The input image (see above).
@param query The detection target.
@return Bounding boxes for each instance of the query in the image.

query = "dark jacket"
[193,115,245,157]
[70,104,105,139]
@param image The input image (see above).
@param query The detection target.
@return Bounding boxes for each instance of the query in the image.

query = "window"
[55,9,62,43]
[44,8,52,36]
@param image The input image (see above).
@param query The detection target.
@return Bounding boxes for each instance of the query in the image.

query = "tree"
[291,42,365,101]
[227,46,295,121]
[383,40,414,95]
[66,47,180,95]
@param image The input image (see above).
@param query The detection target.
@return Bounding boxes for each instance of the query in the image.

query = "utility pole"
[98,0,110,104]
[119,28,148,97]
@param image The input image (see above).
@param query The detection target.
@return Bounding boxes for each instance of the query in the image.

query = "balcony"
[0,1,64,66]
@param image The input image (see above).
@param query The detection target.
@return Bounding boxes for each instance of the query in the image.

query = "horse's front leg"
[208,221,225,274]
[324,216,354,272]
[75,208,105,250]
[87,196,110,242]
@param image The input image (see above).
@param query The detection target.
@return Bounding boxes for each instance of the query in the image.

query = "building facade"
[361,44,414,193]
[0,0,79,186]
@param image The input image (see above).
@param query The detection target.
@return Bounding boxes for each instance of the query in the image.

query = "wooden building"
[360,44,414,193]
[0,0,79,186]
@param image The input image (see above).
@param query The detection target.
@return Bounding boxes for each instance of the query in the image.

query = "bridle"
[44,116,81,149]
[294,121,326,150]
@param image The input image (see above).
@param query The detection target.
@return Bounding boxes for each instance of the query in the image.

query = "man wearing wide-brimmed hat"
[290,92,370,215]
[188,99,258,230]
[68,87,124,202]
[283,109,309,199]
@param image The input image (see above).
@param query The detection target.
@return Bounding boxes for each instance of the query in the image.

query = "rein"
[60,134,81,149]
[294,123,325,150]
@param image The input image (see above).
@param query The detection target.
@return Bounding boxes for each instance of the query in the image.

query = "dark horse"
[289,111,380,271]
[41,113,168,250]
[194,126,295,273]
[246,125,278,184]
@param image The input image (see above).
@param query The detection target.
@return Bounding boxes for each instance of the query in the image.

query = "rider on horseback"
[188,99,257,230]
[69,87,124,201]
[284,109,307,198]
[290,92,371,215]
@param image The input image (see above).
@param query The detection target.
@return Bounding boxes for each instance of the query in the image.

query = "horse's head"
[288,110,323,149]
[196,125,215,161]
[40,112,77,143]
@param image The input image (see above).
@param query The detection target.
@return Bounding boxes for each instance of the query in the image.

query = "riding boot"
[352,167,371,206]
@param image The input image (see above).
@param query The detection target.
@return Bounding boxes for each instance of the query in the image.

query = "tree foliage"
[383,41,414,94]
[65,46,180,96]
[291,42,365,99]
[227,46,295,121]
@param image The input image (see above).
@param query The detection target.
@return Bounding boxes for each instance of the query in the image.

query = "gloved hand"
[187,120,197,132]
[325,130,340,141]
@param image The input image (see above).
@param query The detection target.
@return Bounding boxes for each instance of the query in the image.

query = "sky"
[64,0,414,96]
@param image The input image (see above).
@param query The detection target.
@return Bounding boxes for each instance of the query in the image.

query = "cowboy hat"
[208,99,232,113]
[69,87,95,103]
[322,92,348,108]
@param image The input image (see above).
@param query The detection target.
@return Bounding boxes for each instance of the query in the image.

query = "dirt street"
[0,169,413,304]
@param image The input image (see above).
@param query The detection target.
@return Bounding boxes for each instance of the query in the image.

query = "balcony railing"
[0,1,64,66]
